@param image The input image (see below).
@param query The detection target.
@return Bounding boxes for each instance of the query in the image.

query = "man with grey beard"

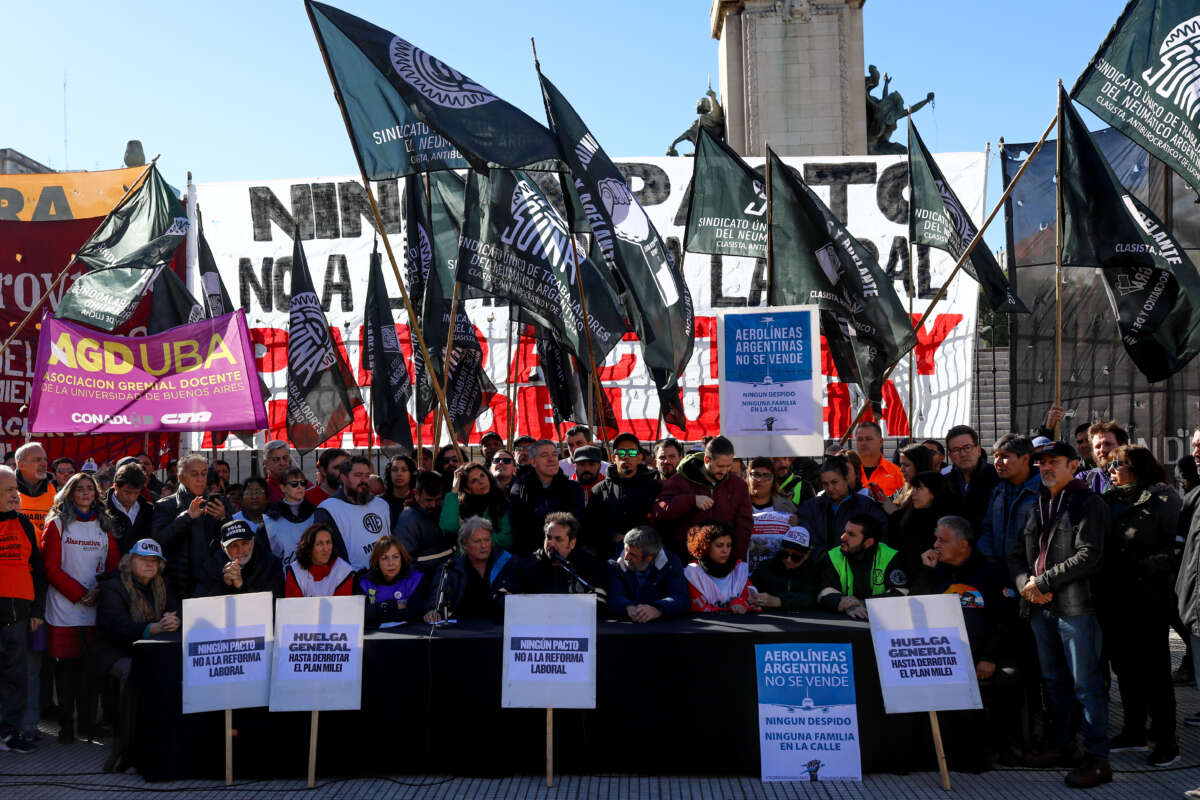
[313,456,391,571]
[606,526,688,622]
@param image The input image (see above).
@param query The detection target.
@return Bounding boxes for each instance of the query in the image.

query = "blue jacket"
[795,492,886,552]
[977,472,1041,561]
[606,549,689,619]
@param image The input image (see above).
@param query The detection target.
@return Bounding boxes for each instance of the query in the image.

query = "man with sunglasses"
[583,433,662,559]
[749,526,826,612]
[489,450,518,493]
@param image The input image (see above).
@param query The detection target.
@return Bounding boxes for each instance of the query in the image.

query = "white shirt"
[113,499,139,525]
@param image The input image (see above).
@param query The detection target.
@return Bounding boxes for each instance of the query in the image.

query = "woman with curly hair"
[439,463,512,549]
[683,521,756,614]
[382,454,417,529]
[284,522,355,598]
[355,535,427,627]
[42,472,119,744]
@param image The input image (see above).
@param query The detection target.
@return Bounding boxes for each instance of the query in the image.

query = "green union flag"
[1060,86,1200,382]
[907,121,1027,314]
[767,149,916,401]
[1072,0,1200,197]
[307,1,558,176]
[684,128,768,259]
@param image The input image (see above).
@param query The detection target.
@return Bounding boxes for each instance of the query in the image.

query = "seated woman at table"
[683,521,756,614]
[94,538,178,773]
[423,516,521,624]
[439,463,512,549]
[284,522,355,598]
[355,535,426,627]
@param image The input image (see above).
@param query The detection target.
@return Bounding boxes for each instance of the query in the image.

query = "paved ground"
[4,637,1200,799]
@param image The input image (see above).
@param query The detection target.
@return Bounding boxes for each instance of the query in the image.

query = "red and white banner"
[196,152,983,447]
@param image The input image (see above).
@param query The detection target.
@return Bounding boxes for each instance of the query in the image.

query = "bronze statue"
[666,86,725,156]
[865,65,933,155]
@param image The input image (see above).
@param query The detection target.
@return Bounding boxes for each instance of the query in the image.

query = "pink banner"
[30,310,268,434]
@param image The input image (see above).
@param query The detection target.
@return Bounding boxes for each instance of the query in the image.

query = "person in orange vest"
[15,444,53,541]
[854,422,905,500]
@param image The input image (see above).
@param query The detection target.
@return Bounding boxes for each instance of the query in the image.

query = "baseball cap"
[220,520,255,545]
[514,435,536,447]
[572,445,604,463]
[129,538,166,561]
[80,458,98,473]
[780,526,812,552]
[1033,440,1079,461]
[480,432,503,445]
[1031,435,1052,449]
[116,456,141,469]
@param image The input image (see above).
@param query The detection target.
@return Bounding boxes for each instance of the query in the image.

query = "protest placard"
[717,306,824,456]
[866,593,981,713]
[181,592,273,714]
[502,594,597,709]
[755,643,861,782]
[269,596,365,712]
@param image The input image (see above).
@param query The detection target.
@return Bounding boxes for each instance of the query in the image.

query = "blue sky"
[4,0,1124,245]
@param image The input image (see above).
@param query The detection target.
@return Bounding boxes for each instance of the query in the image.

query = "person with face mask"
[583,433,662,559]
[606,526,688,622]
[313,456,393,572]
[198,520,283,598]
[652,436,753,562]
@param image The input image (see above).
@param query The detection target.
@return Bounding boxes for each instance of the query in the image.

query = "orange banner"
[0,165,145,222]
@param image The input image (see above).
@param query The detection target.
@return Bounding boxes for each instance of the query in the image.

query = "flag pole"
[836,110,1060,445]
[765,144,774,301]
[531,37,610,456]
[431,280,462,453]
[905,114,916,437]
[505,316,517,451]
[1053,80,1064,438]
[305,4,462,463]
[0,155,160,360]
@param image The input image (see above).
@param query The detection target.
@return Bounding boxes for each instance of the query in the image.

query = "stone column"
[711,0,868,157]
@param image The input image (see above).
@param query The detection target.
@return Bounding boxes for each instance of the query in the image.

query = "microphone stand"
[430,561,456,627]
[550,550,594,593]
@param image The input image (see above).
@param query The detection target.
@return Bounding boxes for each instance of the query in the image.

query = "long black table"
[133,612,971,781]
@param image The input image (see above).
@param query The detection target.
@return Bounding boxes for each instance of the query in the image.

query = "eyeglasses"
[1108,461,1127,472]
[614,449,638,458]
[492,457,514,465]
[243,489,266,496]
[780,550,807,562]
[749,471,773,480]
[948,445,976,456]
[285,481,305,488]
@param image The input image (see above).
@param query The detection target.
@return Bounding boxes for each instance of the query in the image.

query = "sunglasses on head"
[493,457,514,464]
[614,449,638,458]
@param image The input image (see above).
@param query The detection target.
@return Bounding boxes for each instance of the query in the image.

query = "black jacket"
[196,544,283,598]
[152,486,231,600]
[425,549,522,623]
[583,467,661,558]
[750,550,828,612]
[518,547,607,604]
[796,492,887,553]
[508,471,585,556]
[93,568,177,677]
[913,549,1019,665]
[105,488,154,555]
[393,506,453,572]
[1098,482,1180,617]
[948,460,1001,533]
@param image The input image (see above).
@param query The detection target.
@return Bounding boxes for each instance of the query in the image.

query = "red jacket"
[652,453,754,560]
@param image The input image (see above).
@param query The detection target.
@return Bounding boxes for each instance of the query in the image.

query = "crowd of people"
[1,414,1199,790]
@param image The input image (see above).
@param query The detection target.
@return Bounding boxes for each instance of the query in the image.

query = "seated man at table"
[914,514,1023,766]
[817,514,908,619]
[197,520,283,597]
[750,526,827,612]
[607,526,689,622]
[423,517,521,624]
[518,512,606,606]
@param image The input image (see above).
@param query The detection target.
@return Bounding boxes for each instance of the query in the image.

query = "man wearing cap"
[152,453,231,600]
[584,433,662,559]
[817,513,909,619]
[14,443,52,542]
[0,465,45,754]
[558,425,609,480]
[106,463,154,555]
[262,440,293,503]
[1009,440,1111,788]
[978,434,1042,562]
[513,435,536,478]
[480,432,504,467]
[607,525,688,622]
[572,445,605,502]
[198,520,283,597]
[750,527,827,612]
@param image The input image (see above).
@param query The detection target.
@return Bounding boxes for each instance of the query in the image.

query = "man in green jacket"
[817,513,909,619]
[750,526,827,611]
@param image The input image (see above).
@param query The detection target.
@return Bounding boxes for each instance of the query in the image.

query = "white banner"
[181,592,273,714]
[268,596,365,712]
[501,593,596,709]
[196,152,983,447]
[866,594,982,714]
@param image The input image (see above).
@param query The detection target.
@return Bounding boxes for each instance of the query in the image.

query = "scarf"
[699,555,735,578]
[120,561,166,625]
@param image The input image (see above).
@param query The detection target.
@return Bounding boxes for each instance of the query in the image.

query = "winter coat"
[196,544,283,598]
[1097,482,1180,617]
[583,466,662,558]
[507,471,585,556]
[652,453,753,560]
[93,568,177,677]
[424,549,522,623]
[795,491,887,553]
[977,472,1042,561]
[606,548,689,619]
[105,489,154,555]
[152,486,231,600]
[749,550,828,612]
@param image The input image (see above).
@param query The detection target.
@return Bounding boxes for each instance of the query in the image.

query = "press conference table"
[132,612,957,781]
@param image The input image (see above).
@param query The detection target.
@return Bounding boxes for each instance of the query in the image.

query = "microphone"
[431,561,456,627]
[548,548,593,593]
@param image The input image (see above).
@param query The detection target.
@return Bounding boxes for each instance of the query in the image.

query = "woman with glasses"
[232,476,269,532]
[439,463,512,549]
[382,454,418,529]
[1098,445,1180,766]
[263,467,316,570]
[745,456,797,569]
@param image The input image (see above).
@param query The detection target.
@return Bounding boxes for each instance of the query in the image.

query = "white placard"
[268,596,365,712]
[866,594,982,713]
[181,592,273,714]
[501,594,596,709]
